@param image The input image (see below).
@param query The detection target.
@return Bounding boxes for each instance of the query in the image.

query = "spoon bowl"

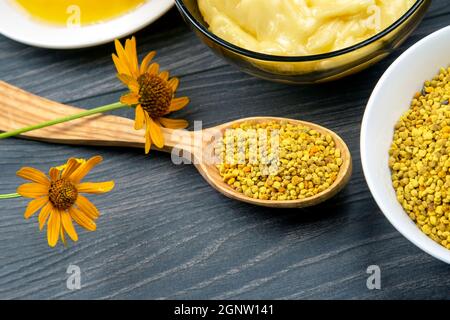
[0,81,352,208]
[193,117,352,208]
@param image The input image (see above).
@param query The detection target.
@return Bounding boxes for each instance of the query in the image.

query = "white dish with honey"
[361,26,450,264]
[0,0,174,49]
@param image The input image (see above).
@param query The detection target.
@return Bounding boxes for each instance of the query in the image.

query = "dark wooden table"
[1,1,449,300]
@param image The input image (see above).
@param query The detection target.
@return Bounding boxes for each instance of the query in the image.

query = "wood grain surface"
[1,1,449,300]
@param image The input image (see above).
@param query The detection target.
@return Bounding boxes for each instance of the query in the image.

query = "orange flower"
[112,37,190,153]
[16,156,114,247]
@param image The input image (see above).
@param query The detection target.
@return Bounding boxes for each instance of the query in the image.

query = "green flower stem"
[0,193,21,199]
[0,102,127,139]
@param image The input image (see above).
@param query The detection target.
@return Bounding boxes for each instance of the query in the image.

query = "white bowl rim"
[0,0,174,49]
[361,26,450,264]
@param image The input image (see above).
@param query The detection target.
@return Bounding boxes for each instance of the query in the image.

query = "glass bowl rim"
[175,0,427,62]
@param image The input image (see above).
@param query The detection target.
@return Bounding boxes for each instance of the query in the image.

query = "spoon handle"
[0,81,195,154]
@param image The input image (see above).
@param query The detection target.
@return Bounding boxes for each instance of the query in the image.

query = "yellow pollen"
[49,179,78,210]
[138,73,173,118]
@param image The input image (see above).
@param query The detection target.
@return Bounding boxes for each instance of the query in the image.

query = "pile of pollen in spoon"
[214,121,343,201]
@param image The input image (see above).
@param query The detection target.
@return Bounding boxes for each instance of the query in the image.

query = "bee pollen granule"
[389,67,450,250]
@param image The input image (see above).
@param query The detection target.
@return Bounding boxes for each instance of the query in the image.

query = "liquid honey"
[14,0,146,26]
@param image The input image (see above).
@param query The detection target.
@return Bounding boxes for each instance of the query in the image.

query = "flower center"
[138,73,173,118]
[49,179,78,210]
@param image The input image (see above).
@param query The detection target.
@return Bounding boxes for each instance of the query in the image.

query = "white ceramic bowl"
[0,0,174,49]
[361,26,450,264]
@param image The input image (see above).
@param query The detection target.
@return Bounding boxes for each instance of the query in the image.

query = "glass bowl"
[174,0,430,84]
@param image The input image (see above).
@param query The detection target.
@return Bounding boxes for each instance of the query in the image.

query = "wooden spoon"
[0,81,352,208]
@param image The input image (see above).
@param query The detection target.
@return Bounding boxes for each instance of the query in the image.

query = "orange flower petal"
[148,62,159,75]
[69,207,96,232]
[60,226,67,246]
[120,92,140,106]
[159,117,189,129]
[140,51,156,75]
[159,71,169,81]
[128,82,140,94]
[114,39,125,56]
[168,78,179,92]
[124,38,134,58]
[16,167,49,186]
[112,53,128,76]
[75,195,100,219]
[114,39,131,76]
[61,211,78,242]
[144,112,153,154]
[169,97,189,112]
[49,167,60,181]
[69,156,103,184]
[17,183,49,199]
[77,181,115,194]
[39,202,53,231]
[117,73,139,93]
[145,129,152,154]
[62,158,82,179]
[125,37,139,78]
[148,117,164,149]
[24,196,48,219]
[47,209,61,247]
[117,73,134,87]
[134,105,145,130]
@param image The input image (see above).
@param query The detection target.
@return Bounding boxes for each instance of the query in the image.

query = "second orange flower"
[112,37,190,153]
